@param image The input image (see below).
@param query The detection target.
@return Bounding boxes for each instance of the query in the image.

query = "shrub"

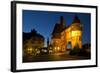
[69,48,80,55]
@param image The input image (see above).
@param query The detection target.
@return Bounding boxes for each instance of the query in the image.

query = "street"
[23,52,90,63]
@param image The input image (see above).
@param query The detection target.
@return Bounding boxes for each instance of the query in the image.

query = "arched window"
[67,41,72,49]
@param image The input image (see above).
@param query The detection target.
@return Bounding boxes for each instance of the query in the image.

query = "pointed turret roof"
[71,16,83,30]
[72,15,81,23]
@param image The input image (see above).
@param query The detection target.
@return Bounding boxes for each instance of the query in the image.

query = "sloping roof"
[52,23,63,35]
[23,29,44,41]
[61,16,82,32]
[51,23,61,38]
[52,16,65,35]
[52,15,82,38]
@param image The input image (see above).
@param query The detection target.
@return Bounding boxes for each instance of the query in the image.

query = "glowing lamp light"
[44,50,47,52]
[57,47,60,50]
[27,48,33,54]
[55,47,60,51]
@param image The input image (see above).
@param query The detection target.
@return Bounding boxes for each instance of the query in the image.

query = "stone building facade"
[23,29,44,56]
[51,16,83,52]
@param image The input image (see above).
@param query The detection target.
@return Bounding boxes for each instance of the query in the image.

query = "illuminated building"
[51,16,83,52]
[23,29,44,56]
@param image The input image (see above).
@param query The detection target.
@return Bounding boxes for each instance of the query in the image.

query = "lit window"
[71,31,81,37]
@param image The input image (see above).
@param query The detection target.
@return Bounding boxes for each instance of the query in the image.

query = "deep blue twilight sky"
[23,10,91,47]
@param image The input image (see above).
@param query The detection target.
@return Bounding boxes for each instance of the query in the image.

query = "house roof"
[52,15,82,38]
[72,15,81,23]
[52,23,62,34]
[23,29,44,41]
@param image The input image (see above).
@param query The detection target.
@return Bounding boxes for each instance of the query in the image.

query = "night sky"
[23,10,91,47]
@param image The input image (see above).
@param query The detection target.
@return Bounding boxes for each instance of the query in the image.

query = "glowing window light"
[71,31,81,37]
